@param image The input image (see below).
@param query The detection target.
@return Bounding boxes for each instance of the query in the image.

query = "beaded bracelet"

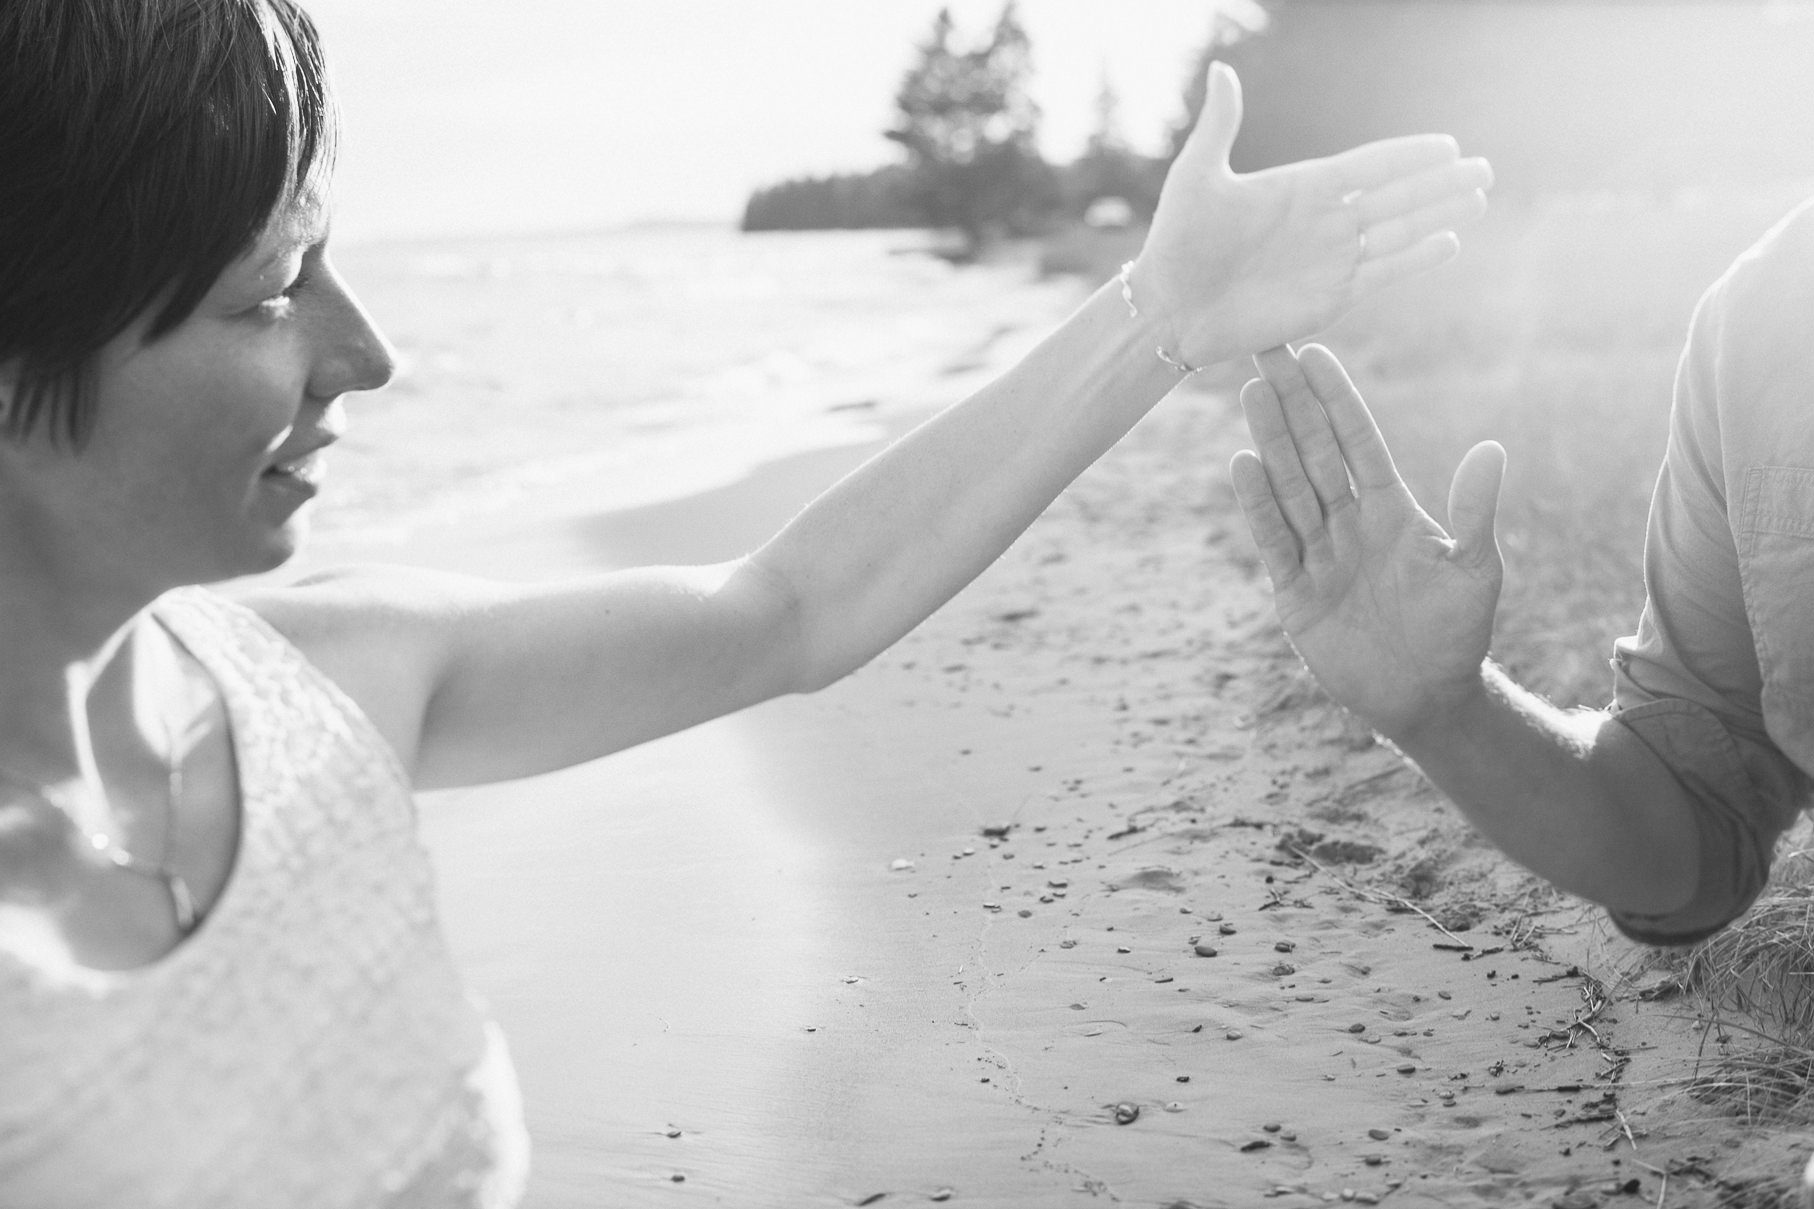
[1117,260,1203,375]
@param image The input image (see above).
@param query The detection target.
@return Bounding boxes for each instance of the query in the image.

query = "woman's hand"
[1230,344,1506,741]
[1131,63,1492,368]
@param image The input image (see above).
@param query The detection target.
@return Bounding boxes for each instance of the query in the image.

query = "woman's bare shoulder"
[227,566,495,775]
[231,564,493,646]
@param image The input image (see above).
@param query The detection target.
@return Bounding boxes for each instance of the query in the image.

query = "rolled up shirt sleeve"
[1606,234,1814,945]
[1606,700,1801,945]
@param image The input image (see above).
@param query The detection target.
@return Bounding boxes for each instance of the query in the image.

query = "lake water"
[318,226,1084,551]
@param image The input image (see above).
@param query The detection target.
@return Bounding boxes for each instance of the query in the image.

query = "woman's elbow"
[726,557,889,697]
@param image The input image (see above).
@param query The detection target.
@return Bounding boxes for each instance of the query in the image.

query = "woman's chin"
[193,515,312,586]
[250,517,311,574]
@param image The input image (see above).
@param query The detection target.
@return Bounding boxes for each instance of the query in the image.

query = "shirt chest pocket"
[1737,465,1814,769]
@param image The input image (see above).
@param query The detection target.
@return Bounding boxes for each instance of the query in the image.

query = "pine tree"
[1068,68,1160,224]
[1086,68,1127,160]
[884,2,1056,258]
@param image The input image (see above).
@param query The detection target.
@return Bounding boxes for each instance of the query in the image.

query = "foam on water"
[316,227,1082,549]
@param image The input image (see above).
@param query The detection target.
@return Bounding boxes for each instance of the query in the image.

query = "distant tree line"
[742,167,921,232]
[745,1,1814,246]
[741,2,1242,253]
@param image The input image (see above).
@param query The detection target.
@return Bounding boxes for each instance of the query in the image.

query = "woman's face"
[2,188,395,594]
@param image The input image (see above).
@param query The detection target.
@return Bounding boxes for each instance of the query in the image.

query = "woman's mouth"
[263,448,327,490]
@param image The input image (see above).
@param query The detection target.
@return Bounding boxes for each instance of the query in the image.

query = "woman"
[0,1,1490,1205]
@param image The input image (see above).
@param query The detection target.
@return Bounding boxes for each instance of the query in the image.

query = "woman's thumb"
[1181,61,1242,167]
[1447,440,1505,564]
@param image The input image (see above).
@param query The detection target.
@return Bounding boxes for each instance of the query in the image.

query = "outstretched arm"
[256,65,1491,790]
[1229,344,1699,916]
[745,64,1488,686]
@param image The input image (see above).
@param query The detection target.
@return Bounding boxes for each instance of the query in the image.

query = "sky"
[302,0,1256,243]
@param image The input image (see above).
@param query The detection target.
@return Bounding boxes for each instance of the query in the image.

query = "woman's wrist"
[1116,259,1210,377]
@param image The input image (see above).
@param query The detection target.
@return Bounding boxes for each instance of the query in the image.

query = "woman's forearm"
[1391,662,1702,916]
[749,278,1181,690]
[734,66,1489,698]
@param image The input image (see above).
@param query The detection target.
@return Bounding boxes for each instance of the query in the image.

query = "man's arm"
[251,66,1492,791]
[1229,344,1702,917]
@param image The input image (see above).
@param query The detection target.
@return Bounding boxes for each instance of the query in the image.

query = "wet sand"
[316,352,1809,1206]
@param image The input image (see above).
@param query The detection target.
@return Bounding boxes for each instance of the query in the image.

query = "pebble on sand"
[1193,943,1218,958]
[1114,1102,1140,1125]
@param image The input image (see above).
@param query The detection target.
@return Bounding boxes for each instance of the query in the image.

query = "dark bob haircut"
[0,0,336,446]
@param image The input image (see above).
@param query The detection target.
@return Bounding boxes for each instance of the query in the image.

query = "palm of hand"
[1275,481,1502,739]
[1230,344,1507,744]
[1151,161,1365,366]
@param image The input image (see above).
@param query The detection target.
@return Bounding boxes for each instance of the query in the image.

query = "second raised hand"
[1129,64,1493,370]
[1228,344,1507,742]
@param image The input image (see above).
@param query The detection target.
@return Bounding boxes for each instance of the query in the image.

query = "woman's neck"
[0,564,156,785]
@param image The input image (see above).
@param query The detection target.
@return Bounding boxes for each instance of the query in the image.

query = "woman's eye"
[254,271,309,312]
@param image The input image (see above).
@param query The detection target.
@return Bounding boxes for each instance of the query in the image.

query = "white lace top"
[0,587,529,1208]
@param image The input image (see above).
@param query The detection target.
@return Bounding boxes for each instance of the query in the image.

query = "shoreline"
[290,280,1812,1203]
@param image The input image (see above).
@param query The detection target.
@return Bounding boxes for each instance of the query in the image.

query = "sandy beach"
[298,241,1814,1208]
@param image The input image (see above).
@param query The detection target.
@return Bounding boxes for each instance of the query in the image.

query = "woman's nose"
[309,272,397,399]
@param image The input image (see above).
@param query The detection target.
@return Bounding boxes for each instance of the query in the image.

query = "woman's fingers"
[1230,450,1305,583]
[1353,157,1493,230]
[1352,230,1461,298]
[1254,346,1353,514]
[1361,186,1489,261]
[1239,375,1328,545]
[1295,344,1404,492]
[1327,133,1462,194]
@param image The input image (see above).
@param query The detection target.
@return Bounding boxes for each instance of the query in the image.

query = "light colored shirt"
[0,588,530,1207]
[1609,195,1814,943]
